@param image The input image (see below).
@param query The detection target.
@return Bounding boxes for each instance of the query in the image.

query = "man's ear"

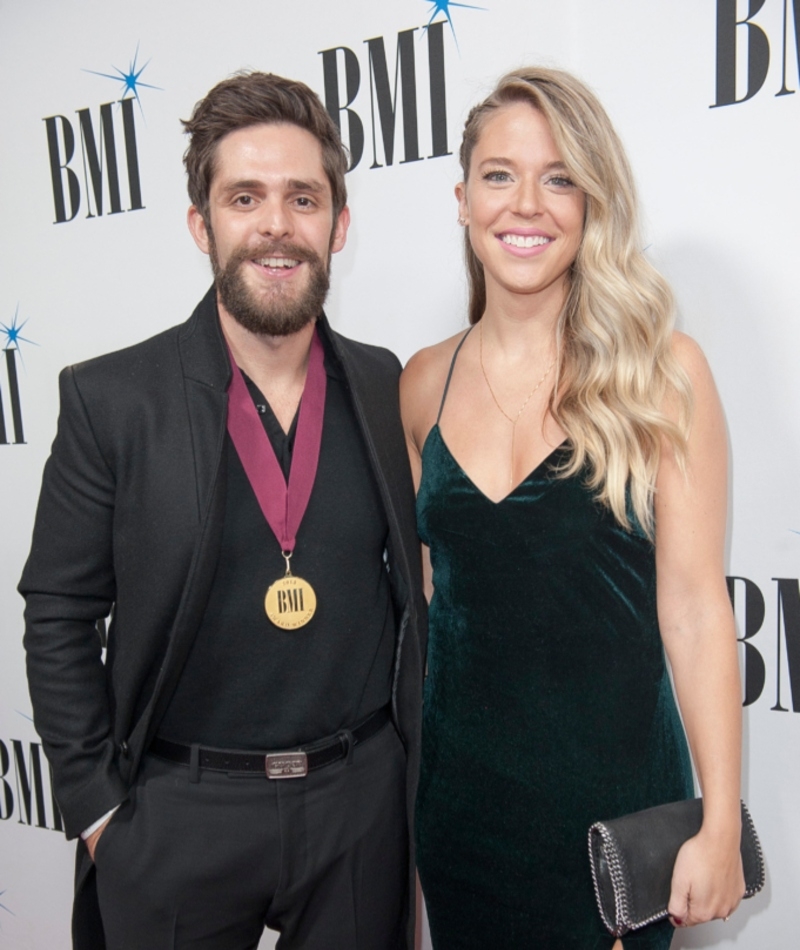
[330,205,350,255]
[187,205,211,255]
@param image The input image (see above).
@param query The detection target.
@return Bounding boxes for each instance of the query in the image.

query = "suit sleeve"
[19,365,127,839]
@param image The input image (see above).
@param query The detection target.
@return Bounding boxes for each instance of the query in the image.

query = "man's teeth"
[257,257,300,268]
[501,234,551,248]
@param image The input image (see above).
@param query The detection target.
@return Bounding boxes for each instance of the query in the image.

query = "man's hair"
[182,71,348,224]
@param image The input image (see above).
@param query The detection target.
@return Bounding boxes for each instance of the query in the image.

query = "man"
[19,71,426,950]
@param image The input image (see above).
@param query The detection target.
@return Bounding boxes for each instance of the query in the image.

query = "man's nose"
[256,197,293,240]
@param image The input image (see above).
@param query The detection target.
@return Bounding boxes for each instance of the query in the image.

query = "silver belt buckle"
[265,751,308,779]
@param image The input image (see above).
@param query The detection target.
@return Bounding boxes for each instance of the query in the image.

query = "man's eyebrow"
[217,178,328,195]
[217,179,264,195]
[287,178,326,193]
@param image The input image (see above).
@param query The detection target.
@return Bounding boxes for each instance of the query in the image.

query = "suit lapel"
[127,289,231,767]
[178,288,232,518]
[322,318,414,586]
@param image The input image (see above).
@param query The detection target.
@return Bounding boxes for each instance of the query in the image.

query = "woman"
[401,68,744,949]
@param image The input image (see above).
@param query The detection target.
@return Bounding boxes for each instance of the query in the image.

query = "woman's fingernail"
[672,917,683,926]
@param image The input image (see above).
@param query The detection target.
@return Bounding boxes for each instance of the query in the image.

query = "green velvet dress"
[416,345,694,949]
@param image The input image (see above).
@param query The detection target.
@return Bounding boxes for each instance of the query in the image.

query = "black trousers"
[92,722,408,949]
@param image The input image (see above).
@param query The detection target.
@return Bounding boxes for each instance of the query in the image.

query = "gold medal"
[265,553,316,629]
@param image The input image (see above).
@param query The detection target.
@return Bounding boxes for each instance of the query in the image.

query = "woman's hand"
[667,826,745,926]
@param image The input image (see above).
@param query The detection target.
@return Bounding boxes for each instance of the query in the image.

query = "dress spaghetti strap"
[436,327,474,425]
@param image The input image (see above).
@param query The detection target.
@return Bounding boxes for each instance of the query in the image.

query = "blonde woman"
[401,68,744,949]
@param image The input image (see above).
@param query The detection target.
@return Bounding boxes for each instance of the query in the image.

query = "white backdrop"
[1,1,797,947]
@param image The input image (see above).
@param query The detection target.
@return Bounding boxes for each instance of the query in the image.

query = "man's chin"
[226,305,316,338]
[220,287,320,338]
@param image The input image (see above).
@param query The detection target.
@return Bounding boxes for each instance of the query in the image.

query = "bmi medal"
[226,327,327,631]
[265,554,317,629]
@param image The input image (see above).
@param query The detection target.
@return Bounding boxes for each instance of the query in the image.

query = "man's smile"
[253,256,301,269]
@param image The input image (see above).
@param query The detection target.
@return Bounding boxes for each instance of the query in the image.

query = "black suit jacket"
[19,288,426,949]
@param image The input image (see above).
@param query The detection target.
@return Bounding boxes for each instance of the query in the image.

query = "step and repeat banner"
[1,1,797,947]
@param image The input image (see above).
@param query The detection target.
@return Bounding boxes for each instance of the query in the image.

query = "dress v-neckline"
[424,424,567,506]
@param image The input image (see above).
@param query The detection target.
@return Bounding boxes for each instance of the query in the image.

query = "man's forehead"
[215,121,322,161]
[211,122,328,188]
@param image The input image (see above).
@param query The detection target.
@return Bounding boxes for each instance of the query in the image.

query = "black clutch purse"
[588,799,765,936]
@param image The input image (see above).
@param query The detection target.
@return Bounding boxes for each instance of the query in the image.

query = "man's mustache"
[229,241,323,268]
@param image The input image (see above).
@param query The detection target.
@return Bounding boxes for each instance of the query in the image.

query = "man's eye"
[234,195,254,206]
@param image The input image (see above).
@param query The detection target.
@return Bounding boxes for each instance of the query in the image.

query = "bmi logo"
[729,573,800,711]
[0,308,33,447]
[0,714,64,833]
[319,3,486,171]
[43,47,159,224]
[713,0,800,105]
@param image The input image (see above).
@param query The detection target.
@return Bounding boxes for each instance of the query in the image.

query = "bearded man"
[19,71,425,950]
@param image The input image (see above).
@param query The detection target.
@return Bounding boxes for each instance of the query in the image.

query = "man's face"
[188,122,349,337]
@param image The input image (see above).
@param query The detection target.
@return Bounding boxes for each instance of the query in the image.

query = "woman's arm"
[655,332,744,926]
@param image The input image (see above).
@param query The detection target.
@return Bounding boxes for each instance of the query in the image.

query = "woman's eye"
[483,170,511,183]
[548,175,575,188]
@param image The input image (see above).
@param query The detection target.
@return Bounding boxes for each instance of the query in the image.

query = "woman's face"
[458,102,585,311]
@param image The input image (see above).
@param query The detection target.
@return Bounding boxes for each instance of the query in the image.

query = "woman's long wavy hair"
[460,67,692,536]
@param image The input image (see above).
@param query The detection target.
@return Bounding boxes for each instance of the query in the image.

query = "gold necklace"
[479,320,557,488]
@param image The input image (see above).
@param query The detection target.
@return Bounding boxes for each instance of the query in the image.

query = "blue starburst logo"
[1,306,37,364]
[0,889,14,922]
[84,43,162,115]
[424,0,487,48]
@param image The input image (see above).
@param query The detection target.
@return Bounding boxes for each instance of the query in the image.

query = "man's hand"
[85,815,113,862]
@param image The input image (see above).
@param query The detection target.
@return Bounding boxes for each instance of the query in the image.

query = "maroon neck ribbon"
[225,327,327,554]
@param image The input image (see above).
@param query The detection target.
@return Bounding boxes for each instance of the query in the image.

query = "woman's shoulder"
[400,329,472,448]
[401,329,471,399]
[662,330,724,443]
[669,330,719,404]
[670,330,709,374]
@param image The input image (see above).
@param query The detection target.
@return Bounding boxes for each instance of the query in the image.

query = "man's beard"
[208,231,331,337]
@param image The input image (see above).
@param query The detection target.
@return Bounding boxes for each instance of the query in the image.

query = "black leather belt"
[149,706,391,779]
